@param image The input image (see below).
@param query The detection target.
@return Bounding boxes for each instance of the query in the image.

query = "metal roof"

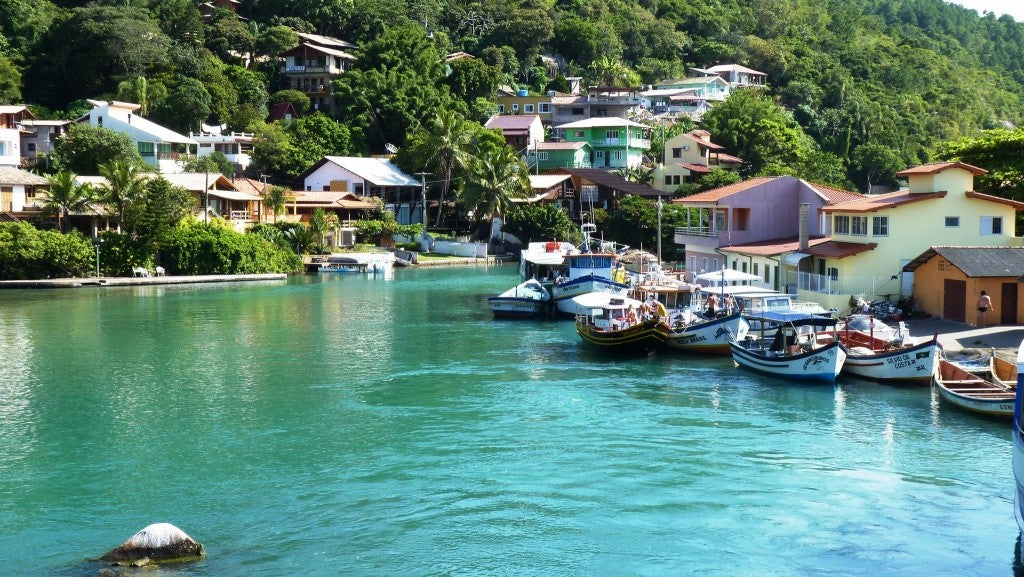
[903,246,1024,277]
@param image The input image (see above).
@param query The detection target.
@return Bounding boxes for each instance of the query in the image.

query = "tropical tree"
[98,159,146,230]
[398,109,475,228]
[261,185,288,223]
[283,225,317,255]
[45,171,95,233]
[461,145,530,238]
[310,208,328,250]
[52,124,144,175]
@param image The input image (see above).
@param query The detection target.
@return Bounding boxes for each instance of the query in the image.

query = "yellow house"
[795,162,1024,311]
[654,130,743,193]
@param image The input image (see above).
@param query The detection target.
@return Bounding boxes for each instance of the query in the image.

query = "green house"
[555,118,651,170]
[527,141,593,171]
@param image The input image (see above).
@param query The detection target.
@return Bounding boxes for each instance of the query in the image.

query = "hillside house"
[554,118,651,170]
[485,115,544,152]
[298,156,422,224]
[81,100,196,174]
[655,130,743,193]
[279,32,357,115]
[0,106,33,166]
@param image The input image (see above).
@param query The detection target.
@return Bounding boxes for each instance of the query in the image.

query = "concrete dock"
[908,317,1024,355]
[0,274,288,289]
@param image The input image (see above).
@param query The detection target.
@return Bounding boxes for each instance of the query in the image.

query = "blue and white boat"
[729,311,846,384]
[550,224,630,316]
[1012,340,1024,534]
[487,278,551,318]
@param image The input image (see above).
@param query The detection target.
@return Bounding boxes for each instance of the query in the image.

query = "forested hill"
[2,0,1023,190]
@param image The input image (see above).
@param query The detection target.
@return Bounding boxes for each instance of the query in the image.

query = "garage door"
[943,279,966,322]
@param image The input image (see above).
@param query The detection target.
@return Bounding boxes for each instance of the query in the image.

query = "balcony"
[794,271,901,297]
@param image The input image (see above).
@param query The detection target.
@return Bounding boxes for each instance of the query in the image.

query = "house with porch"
[656,76,731,102]
[672,176,862,277]
[526,141,592,171]
[695,64,768,89]
[550,87,644,126]
[278,32,357,115]
[553,118,651,170]
[81,100,196,173]
[0,166,50,219]
[190,130,254,173]
[655,130,743,193]
[801,161,1024,310]
[485,114,544,152]
[158,172,262,231]
[297,156,422,224]
[902,246,1024,325]
[549,167,663,220]
[19,119,70,166]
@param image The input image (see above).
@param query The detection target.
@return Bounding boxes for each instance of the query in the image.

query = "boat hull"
[934,360,1014,417]
[553,275,630,315]
[1013,340,1024,533]
[730,340,846,384]
[840,338,939,384]
[487,297,548,318]
[576,317,668,354]
[665,313,749,355]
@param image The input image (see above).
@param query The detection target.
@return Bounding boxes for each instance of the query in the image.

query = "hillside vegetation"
[2,0,1023,191]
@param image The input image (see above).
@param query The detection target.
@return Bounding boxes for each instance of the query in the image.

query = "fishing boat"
[487,278,551,318]
[934,359,1014,417]
[518,240,576,290]
[1010,340,1024,533]
[318,252,395,275]
[729,311,846,384]
[837,321,940,384]
[664,310,750,355]
[991,350,1018,389]
[550,224,630,316]
[574,293,669,354]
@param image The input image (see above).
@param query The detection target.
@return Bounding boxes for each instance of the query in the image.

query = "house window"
[137,142,154,157]
[524,104,534,113]
[690,256,697,271]
[672,175,680,185]
[872,216,888,236]
[741,262,748,273]
[672,148,682,158]
[573,130,585,138]
[981,216,1003,235]
[828,267,839,281]
[834,215,849,234]
[539,103,551,113]
[850,216,868,235]
[323,186,330,191]
[538,152,548,160]
[713,210,726,231]
[702,257,708,271]
[27,143,36,153]
[945,216,959,227]
[753,263,759,277]
[354,184,364,195]
[512,104,519,111]
[605,130,619,139]
[572,107,585,115]
[498,105,505,113]
[665,176,672,185]
[712,258,719,270]
[764,266,770,283]
[612,151,622,161]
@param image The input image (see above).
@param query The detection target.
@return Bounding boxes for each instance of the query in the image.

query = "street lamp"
[92,236,101,278]
[656,195,663,265]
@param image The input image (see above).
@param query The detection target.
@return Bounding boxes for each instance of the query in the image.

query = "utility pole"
[203,167,209,223]
[415,172,430,227]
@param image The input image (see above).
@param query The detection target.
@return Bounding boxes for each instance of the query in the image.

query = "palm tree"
[262,185,288,223]
[461,145,530,237]
[45,171,95,233]
[405,110,474,228]
[283,225,316,255]
[310,208,328,250]
[98,158,145,231]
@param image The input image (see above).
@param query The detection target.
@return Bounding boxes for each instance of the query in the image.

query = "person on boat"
[650,298,667,320]
[705,293,719,318]
[724,294,735,315]
[626,305,638,326]
[977,290,993,327]
[614,264,627,285]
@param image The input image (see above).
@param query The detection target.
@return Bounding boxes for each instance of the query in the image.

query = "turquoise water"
[0,265,1018,576]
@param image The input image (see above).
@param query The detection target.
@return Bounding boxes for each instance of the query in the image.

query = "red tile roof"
[813,183,863,205]
[678,162,712,174]
[715,153,744,164]
[965,190,1024,209]
[806,241,877,259]
[718,236,830,256]
[896,161,987,177]
[822,191,946,213]
[672,177,775,203]
[485,114,540,133]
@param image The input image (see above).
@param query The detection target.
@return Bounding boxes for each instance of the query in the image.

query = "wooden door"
[943,279,966,322]
[1002,282,1018,325]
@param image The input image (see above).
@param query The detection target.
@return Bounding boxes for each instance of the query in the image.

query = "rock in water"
[101,523,204,564]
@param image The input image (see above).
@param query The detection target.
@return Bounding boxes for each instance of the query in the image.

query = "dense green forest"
[2,0,1024,192]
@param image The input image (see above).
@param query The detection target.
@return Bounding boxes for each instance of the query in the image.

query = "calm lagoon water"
[0,265,1019,576]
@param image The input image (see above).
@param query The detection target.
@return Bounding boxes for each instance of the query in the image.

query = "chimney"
[798,203,810,251]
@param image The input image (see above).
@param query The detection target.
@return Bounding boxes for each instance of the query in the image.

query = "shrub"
[0,221,94,279]
[161,221,302,274]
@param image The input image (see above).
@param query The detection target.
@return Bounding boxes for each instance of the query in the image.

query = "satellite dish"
[385,143,399,154]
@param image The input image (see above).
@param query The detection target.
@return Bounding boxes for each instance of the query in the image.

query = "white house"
[189,130,254,173]
[82,100,197,174]
[19,119,70,165]
[0,105,34,166]
[297,156,422,224]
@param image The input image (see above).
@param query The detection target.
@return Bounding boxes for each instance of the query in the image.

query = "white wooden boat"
[665,311,750,355]
[934,359,1014,417]
[550,225,629,316]
[318,252,395,275]
[729,311,846,384]
[574,294,669,354]
[837,324,939,384]
[487,279,551,318]
[1010,340,1024,533]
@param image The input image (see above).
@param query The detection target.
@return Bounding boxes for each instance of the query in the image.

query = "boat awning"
[782,252,811,266]
[524,253,567,266]
[749,310,838,328]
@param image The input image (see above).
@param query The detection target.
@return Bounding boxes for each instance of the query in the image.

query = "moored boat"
[487,278,551,318]
[551,225,630,316]
[1010,340,1024,533]
[665,311,750,355]
[991,350,1017,389]
[729,311,846,384]
[318,252,395,275]
[574,293,669,354]
[837,323,940,384]
[934,359,1014,417]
